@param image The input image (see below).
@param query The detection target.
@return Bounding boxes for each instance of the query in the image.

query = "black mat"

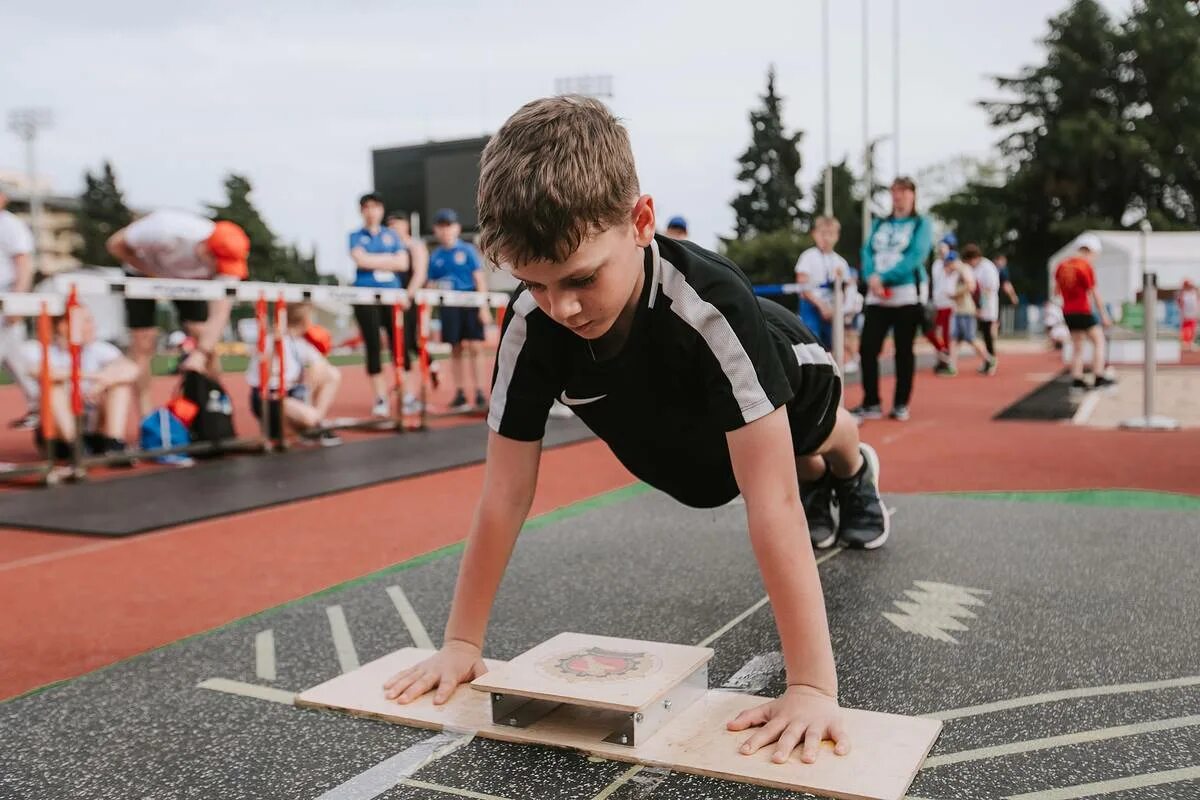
[0,419,594,537]
[994,370,1077,421]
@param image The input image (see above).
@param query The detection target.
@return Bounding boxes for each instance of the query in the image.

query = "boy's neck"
[588,253,646,360]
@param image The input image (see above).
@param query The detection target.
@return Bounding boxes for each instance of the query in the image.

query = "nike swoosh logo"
[559,390,607,407]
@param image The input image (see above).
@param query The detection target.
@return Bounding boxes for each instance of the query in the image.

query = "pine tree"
[73,161,133,266]
[731,66,807,237]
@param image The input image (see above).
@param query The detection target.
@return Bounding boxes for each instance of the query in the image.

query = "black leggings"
[978,318,996,358]
[860,304,922,408]
[353,304,399,376]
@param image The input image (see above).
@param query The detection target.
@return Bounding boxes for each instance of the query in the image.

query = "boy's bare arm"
[384,431,541,704]
[723,406,847,764]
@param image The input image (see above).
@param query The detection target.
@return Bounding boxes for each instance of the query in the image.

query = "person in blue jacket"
[851,176,933,422]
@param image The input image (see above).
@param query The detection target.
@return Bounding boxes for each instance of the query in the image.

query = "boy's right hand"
[382,640,487,705]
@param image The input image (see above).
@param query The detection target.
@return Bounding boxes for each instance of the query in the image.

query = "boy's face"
[812,224,839,252]
[388,218,410,238]
[57,307,96,344]
[434,222,460,247]
[361,201,384,228]
[510,195,656,341]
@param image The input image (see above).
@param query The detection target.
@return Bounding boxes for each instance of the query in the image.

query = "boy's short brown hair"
[960,243,983,261]
[813,215,841,232]
[477,95,639,266]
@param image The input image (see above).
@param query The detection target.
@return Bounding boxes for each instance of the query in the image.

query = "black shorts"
[1065,313,1097,332]
[758,298,843,458]
[125,297,209,330]
[250,386,308,440]
[403,303,420,366]
[440,306,485,345]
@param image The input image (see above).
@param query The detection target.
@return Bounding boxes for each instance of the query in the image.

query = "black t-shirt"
[488,236,797,505]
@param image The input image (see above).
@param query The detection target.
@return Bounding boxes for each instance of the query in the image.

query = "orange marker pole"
[256,293,271,444]
[37,303,55,450]
[274,294,286,422]
[391,302,403,402]
[65,287,84,474]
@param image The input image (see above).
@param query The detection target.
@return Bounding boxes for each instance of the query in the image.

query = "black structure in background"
[372,136,491,233]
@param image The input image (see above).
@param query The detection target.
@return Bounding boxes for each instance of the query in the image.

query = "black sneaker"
[889,405,910,421]
[1093,375,1117,390]
[449,390,470,412]
[474,390,488,409]
[9,411,39,430]
[801,470,837,549]
[849,403,883,421]
[1070,378,1089,395]
[103,437,136,468]
[318,430,342,447]
[833,443,890,550]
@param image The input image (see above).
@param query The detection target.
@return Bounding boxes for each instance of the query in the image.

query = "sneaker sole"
[846,442,890,550]
[812,532,838,549]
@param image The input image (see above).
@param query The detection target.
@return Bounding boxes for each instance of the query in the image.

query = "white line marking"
[1004,765,1200,800]
[255,630,276,682]
[197,677,296,705]
[387,585,435,650]
[695,548,844,648]
[590,765,644,800]
[326,605,360,673]
[719,652,785,694]
[1072,390,1102,425]
[313,731,474,800]
[398,778,513,799]
[924,674,1200,721]
[924,713,1200,769]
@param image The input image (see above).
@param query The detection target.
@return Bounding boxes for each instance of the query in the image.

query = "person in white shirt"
[22,305,138,459]
[962,244,1000,375]
[0,184,38,429]
[246,302,342,445]
[106,209,250,414]
[794,216,849,352]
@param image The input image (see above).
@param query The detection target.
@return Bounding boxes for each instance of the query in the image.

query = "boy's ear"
[632,195,655,247]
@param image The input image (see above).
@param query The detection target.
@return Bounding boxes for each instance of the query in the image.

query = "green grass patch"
[941,488,1200,512]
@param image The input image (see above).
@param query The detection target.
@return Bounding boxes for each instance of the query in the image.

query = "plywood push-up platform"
[297,633,941,800]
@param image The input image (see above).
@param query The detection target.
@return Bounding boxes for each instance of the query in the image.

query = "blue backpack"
[139,408,190,452]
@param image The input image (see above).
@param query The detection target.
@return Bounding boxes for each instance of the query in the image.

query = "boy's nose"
[548,292,582,324]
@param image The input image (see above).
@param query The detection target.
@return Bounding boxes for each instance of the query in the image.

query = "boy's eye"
[524,282,545,293]
[568,273,598,288]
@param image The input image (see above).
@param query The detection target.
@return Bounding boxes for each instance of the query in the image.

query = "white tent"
[1046,230,1200,303]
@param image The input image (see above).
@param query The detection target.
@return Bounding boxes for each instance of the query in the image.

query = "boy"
[23,305,138,459]
[384,96,891,764]
[106,209,249,415]
[348,193,409,417]
[246,302,342,445]
[664,215,689,240]
[793,216,849,352]
[930,250,960,375]
[428,209,492,411]
[1054,234,1115,393]
[385,212,431,412]
[961,244,999,375]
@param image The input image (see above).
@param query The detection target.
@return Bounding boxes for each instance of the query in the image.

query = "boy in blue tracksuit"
[851,176,933,422]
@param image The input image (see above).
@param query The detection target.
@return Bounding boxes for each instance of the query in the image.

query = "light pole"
[893,0,900,176]
[7,108,54,273]
[1121,220,1179,431]
[822,0,833,217]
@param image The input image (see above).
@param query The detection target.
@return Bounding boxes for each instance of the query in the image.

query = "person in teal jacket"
[851,175,933,422]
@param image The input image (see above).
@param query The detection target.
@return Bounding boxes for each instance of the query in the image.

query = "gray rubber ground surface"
[2,492,1198,799]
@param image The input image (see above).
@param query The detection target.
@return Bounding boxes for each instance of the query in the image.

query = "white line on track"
[326,605,360,673]
[387,585,435,650]
[255,630,276,682]
[924,674,1200,721]
[923,713,1200,769]
[1003,765,1200,800]
[397,778,512,799]
[197,677,296,705]
[695,547,845,648]
[312,731,474,800]
[1072,390,1102,425]
[719,652,785,694]
[589,765,644,800]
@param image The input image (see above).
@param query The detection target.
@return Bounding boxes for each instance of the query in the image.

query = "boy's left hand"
[726,684,850,765]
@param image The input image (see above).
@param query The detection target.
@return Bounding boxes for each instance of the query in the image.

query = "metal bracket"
[489,693,561,728]
[602,663,708,747]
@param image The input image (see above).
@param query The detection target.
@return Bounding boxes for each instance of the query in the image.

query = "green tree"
[731,66,807,237]
[721,228,811,311]
[73,161,133,267]
[207,174,318,284]
[810,159,864,266]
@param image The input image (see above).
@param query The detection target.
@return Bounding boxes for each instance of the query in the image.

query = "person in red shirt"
[1053,234,1114,392]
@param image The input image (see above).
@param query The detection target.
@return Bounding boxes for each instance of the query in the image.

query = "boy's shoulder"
[654,234,756,301]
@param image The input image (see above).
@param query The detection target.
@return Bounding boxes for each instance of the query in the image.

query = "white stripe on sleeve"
[487,292,539,432]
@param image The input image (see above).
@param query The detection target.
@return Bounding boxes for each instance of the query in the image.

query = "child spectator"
[428,209,491,411]
[1177,278,1198,352]
[1054,234,1115,393]
[793,216,848,352]
[962,244,999,375]
[664,216,689,240]
[385,212,431,413]
[930,251,962,375]
[247,302,342,445]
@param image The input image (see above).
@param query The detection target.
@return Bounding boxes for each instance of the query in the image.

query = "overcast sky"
[1,0,1128,279]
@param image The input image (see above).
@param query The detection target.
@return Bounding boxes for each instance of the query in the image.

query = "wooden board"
[469,632,713,712]
[296,648,942,800]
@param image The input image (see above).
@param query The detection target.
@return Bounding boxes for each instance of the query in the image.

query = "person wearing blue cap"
[429,209,492,411]
[664,216,688,240]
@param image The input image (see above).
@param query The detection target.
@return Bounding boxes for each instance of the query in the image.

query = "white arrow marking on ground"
[326,605,360,673]
[883,580,990,644]
[255,630,276,682]
[197,677,296,705]
[386,585,435,650]
[1004,765,1200,800]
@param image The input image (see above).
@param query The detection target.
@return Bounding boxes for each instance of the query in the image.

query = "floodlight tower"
[7,108,54,272]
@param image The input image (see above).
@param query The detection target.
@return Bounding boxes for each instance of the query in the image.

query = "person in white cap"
[1053,233,1115,393]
